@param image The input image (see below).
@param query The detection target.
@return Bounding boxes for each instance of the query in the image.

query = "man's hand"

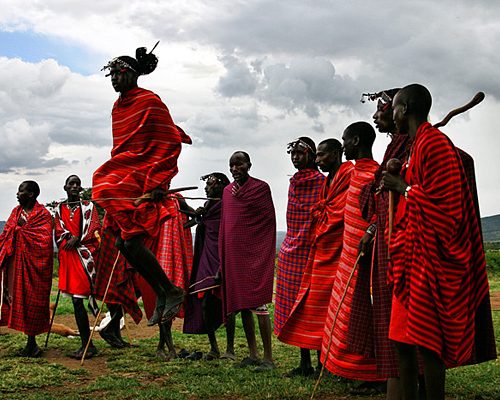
[214,270,222,285]
[358,232,374,256]
[151,187,167,202]
[381,171,408,195]
[195,206,206,216]
[231,183,240,197]
[63,236,80,250]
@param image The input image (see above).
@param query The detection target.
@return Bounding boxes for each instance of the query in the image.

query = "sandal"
[349,381,387,396]
[220,352,236,361]
[235,357,262,368]
[254,360,276,372]
[203,350,220,361]
[284,366,315,377]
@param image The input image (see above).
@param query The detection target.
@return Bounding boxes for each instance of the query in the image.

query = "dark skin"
[315,143,342,181]
[15,183,41,357]
[107,62,184,325]
[227,152,274,367]
[382,89,444,400]
[60,175,97,358]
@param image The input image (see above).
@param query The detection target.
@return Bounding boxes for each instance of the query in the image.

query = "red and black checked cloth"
[220,177,276,316]
[92,87,189,240]
[389,122,496,367]
[278,162,353,350]
[274,168,325,336]
[0,203,53,335]
[353,133,410,377]
[94,226,142,324]
[320,158,381,381]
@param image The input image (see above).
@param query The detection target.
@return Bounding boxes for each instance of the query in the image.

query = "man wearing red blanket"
[0,181,53,357]
[93,45,190,324]
[382,84,496,400]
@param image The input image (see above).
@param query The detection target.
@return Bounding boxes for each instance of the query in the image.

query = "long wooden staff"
[44,289,61,348]
[433,92,485,129]
[0,270,4,321]
[133,186,198,206]
[311,248,368,400]
[386,159,403,250]
[81,252,121,365]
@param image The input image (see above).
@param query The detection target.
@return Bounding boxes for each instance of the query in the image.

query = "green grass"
[1,255,498,400]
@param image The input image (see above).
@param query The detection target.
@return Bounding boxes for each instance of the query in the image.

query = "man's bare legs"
[241,309,259,360]
[256,313,273,364]
[386,377,401,400]
[157,320,176,361]
[115,235,184,323]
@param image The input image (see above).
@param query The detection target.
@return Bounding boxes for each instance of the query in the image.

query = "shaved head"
[395,84,432,119]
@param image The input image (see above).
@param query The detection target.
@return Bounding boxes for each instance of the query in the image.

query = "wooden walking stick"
[81,252,121,365]
[44,289,61,348]
[311,247,370,400]
[0,270,4,321]
[433,92,485,129]
[386,158,403,248]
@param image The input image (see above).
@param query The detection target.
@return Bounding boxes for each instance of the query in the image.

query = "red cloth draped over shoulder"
[220,177,276,316]
[0,203,53,335]
[140,196,193,320]
[274,168,325,336]
[321,158,381,380]
[278,162,353,350]
[92,87,186,240]
[388,122,496,367]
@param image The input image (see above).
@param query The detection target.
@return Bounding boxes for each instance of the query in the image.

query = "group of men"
[0,44,496,400]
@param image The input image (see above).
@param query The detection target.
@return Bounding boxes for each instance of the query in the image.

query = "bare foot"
[156,349,177,361]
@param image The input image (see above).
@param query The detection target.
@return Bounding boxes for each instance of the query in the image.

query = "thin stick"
[0,270,4,321]
[81,252,120,365]
[122,306,133,346]
[311,250,366,400]
[189,284,220,295]
[188,275,217,289]
[44,289,61,348]
[434,92,485,129]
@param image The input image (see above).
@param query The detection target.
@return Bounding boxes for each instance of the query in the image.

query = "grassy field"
[0,252,498,400]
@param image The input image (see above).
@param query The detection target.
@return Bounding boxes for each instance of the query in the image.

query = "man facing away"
[278,139,353,375]
[93,45,191,324]
[0,181,53,357]
[382,84,496,400]
[54,175,101,359]
[220,151,276,371]
[274,137,325,376]
[320,122,382,386]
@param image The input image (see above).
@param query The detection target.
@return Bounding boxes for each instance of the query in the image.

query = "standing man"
[184,173,236,361]
[94,46,190,323]
[382,84,496,400]
[220,151,276,370]
[279,139,353,375]
[54,175,101,359]
[321,122,381,383]
[274,137,325,376]
[0,181,53,357]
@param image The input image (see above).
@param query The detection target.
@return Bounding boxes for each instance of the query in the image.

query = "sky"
[0,0,499,230]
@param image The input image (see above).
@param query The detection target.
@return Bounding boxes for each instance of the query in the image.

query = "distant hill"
[482,214,500,242]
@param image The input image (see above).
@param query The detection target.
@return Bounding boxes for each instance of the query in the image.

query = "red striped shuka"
[320,158,382,381]
[388,122,496,367]
[0,202,53,336]
[274,168,325,336]
[92,87,188,241]
[139,196,193,320]
[278,162,354,350]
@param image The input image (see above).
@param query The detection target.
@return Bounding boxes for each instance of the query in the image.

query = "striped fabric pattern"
[321,158,381,380]
[274,168,325,336]
[92,87,182,240]
[278,162,354,350]
[0,203,54,335]
[388,122,494,367]
[355,133,410,377]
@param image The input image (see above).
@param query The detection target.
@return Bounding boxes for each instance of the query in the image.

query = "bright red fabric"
[92,87,185,240]
[388,122,493,367]
[321,158,381,380]
[220,177,276,316]
[278,162,353,350]
[274,168,325,336]
[0,203,53,335]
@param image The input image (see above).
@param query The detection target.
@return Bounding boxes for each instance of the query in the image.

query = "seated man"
[0,181,53,357]
[54,175,101,359]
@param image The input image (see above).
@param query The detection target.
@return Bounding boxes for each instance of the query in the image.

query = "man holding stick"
[93,45,190,324]
[382,84,496,400]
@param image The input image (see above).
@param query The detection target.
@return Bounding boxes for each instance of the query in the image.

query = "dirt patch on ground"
[490,291,500,310]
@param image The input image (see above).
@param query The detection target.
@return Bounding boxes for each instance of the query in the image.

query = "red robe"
[321,158,381,380]
[278,162,353,350]
[54,201,101,300]
[389,122,495,367]
[274,169,325,336]
[220,177,276,316]
[92,87,190,240]
[0,203,53,336]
